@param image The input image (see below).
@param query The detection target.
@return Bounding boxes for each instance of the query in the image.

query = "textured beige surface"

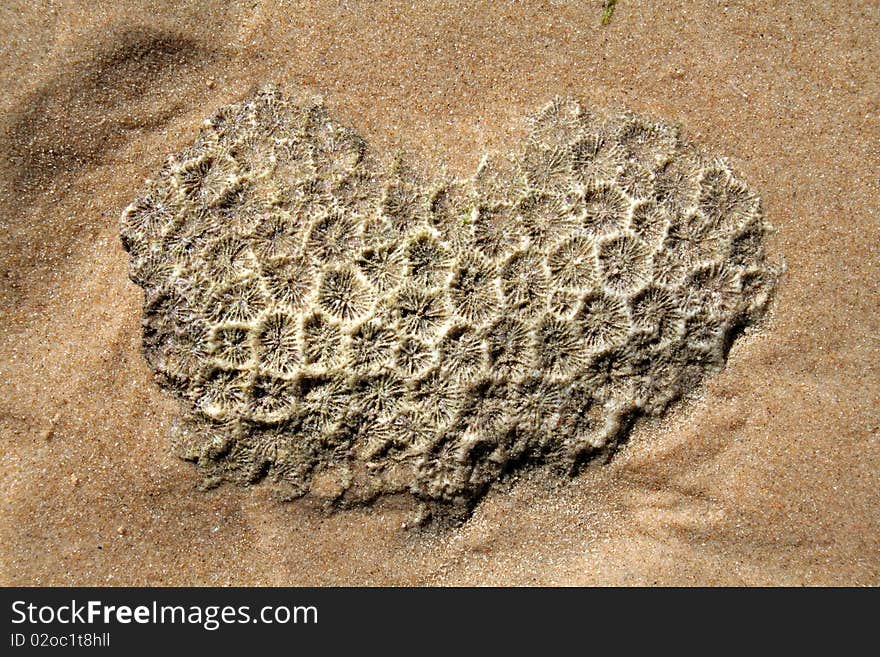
[1,0,878,585]
[122,87,778,518]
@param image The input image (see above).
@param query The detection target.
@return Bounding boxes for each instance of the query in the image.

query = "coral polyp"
[122,86,780,520]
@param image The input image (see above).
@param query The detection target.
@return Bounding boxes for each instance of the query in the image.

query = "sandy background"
[1,0,877,585]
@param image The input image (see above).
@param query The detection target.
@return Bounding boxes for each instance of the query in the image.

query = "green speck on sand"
[601,0,617,26]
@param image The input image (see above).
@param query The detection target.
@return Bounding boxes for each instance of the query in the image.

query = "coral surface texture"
[121,87,779,518]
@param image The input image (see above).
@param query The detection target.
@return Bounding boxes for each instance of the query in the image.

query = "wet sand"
[1,0,877,585]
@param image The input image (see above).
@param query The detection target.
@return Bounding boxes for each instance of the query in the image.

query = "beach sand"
[1,0,877,585]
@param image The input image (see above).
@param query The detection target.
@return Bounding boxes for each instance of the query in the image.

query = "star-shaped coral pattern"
[121,86,780,520]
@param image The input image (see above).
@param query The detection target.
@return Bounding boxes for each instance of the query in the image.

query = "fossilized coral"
[121,85,780,520]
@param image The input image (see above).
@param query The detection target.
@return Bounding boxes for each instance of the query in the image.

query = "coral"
[472,203,522,259]
[316,265,373,322]
[527,97,585,149]
[301,312,343,367]
[614,113,678,171]
[394,335,433,377]
[123,87,780,521]
[306,210,359,262]
[597,234,652,294]
[629,284,682,344]
[448,254,499,324]
[254,311,301,375]
[629,200,668,246]
[210,326,252,369]
[348,320,396,371]
[437,325,486,382]
[393,285,448,338]
[534,316,588,379]
[578,290,630,351]
[406,232,451,288]
[411,368,461,427]
[582,183,630,237]
[209,278,266,324]
[261,255,314,309]
[485,317,532,380]
[501,249,548,313]
[547,234,597,291]
[357,243,406,292]
[518,192,577,250]
[570,134,623,186]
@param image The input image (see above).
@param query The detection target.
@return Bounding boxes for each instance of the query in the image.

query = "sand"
[1,0,877,586]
